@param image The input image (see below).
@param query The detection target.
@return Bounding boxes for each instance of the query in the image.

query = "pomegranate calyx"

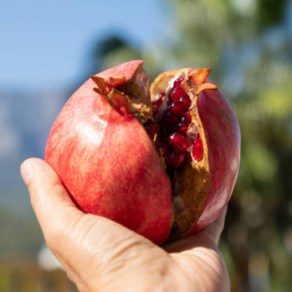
[107,89,131,116]
[92,70,152,123]
[108,76,127,87]
[91,76,112,95]
[185,68,218,95]
[91,75,128,94]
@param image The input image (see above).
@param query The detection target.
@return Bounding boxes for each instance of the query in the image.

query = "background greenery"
[1,0,291,291]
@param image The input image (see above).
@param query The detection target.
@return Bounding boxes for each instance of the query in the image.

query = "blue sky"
[0,0,168,89]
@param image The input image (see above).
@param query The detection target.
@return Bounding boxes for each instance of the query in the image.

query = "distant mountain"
[0,86,67,204]
[0,86,73,259]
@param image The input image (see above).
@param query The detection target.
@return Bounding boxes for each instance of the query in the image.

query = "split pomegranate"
[45,60,240,244]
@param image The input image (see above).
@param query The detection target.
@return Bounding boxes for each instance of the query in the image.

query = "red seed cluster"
[147,74,204,169]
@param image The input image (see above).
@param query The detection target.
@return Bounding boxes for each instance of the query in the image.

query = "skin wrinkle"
[56,215,117,282]
[191,250,229,291]
[100,256,175,292]
[43,206,79,251]
[51,248,89,292]
[78,218,147,264]
[92,236,174,290]
[168,229,230,291]
[164,233,215,253]
[170,247,221,291]
[57,213,171,290]
[168,258,200,291]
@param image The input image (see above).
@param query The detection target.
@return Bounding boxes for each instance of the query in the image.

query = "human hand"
[21,158,230,292]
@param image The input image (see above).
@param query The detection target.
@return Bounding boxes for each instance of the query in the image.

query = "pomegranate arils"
[182,112,192,124]
[170,87,188,103]
[169,102,185,116]
[173,73,185,88]
[146,74,202,170]
[179,95,191,109]
[169,133,190,151]
[177,124,189,133]
[192,133,204,162]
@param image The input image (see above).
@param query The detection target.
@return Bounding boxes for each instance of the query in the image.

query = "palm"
[52,209,229,291]
[166,233,229,291]
[21,158,229,292]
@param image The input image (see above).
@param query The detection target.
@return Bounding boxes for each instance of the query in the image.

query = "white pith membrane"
[91,67,217,239]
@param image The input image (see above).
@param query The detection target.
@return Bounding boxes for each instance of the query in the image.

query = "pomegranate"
[45,60,240,244]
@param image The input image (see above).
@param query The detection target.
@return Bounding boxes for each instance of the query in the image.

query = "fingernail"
[20,159,36,186]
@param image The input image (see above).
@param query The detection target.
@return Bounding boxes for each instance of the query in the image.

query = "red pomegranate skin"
[45,60,241,244]
[192,88,240,232]
[45,61,173,244]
